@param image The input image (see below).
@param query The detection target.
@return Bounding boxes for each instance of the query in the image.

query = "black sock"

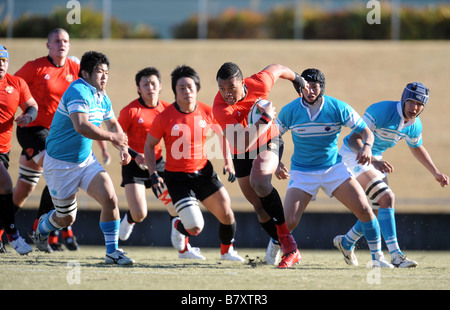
[259,188,285,226]
[174,219,191,236]
[0,193,17,234]
[126,210,135,224]
[260,218,279,241]
[37,185,54,218]
[219,222,236,245]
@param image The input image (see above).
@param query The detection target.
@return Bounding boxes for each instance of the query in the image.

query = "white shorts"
[43,152,105,200]
[287,162,352,200]
[339,144,383,178]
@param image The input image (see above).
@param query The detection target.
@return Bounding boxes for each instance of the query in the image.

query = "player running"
[118,67,204,259]
[144,65,243,261]
[34,51,134,265]
[213,62,307,267]
[334,82,448,268]
[12,28,110,252]
[276,68,393,268]
[0,45,37,255]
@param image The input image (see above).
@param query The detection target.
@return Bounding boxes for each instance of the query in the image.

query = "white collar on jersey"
[79,78,107,100]
[396,101,416,129]
[301,96,324,121]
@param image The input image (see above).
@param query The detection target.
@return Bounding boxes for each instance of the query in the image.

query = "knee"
[378,191,395,208]
[131,209,147,223]
[220,209,235,225]
[54,213,76,227]
[53,197,77,226]
[186,226,202,236]
[249,178,272,197]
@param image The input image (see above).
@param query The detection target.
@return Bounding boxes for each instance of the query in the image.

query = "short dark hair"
[170,65,201,95]
[47,28,69,42]
[216,62,243,81]
[135,67,161,86]
[79,51,109,77]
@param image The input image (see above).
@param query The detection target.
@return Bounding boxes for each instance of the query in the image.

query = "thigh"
[124,183,147,212]
[251,150,278,175]
[86,171,117,207]
[332,176,373,221]
[284,187,312,231]
[249,150,278,196]
[201,186,234,224]
[356,168,387,189]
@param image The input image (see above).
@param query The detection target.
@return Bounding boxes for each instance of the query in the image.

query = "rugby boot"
[278,249,302,268]
[391,254,418,268]
[333,235,358,266]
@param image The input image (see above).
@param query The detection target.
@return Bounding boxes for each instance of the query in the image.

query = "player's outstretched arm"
[409,145,449,187]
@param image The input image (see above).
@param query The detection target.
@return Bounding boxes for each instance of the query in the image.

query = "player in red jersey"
[144,65,243,261]
[117,67,205,259]
[12,29,110,252]
[0,45,38,255]
[213,62,308,267]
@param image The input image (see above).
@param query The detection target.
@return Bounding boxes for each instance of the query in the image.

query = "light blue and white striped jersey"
[276,95,366,172]
[46,78,114,163]
[342,100,422,156]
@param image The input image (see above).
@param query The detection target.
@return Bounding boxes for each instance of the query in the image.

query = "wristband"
[24,106,38,122]
[150,172,163,198]
[292,73,305,93]
[364,143,372,147]
[128,148,138,159]
[259,112,272,124]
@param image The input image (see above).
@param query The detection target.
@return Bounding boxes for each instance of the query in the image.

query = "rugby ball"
[248,99,271,126]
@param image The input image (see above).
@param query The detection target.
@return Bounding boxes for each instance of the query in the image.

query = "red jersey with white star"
[149,101,218,173]
[118,98,170,158]
[0,73,32,153]
[212,69,280,154]
[15,56,79,129]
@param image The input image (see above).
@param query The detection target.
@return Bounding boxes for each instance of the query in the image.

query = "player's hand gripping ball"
[248,99,271,126]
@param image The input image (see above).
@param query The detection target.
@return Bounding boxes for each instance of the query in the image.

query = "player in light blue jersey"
[35,51,134,265]
[335,82,449,268]
[275,68,393,268]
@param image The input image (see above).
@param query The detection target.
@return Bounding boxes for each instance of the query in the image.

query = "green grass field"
[1,245,449,291]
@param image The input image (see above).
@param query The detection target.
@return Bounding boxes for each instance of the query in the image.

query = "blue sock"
[37,210,58,236]
[342,220,363,251]
[378,208,402,256]
[361,218,382,260]
[100,219,120,254]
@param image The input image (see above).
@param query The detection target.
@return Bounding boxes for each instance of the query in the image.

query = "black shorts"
[120,157,165,188]
[232,135,284,178]
[16,126,49,160]
[0,152,10,170]
[164,160,223,204]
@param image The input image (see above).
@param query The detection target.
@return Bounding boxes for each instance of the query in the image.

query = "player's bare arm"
[211,124,236,183]
[144,132,165,197]
[347,129,374,165]
[263,64,309,95]
[71,112,129,164]
[15,97,38,127]
[409,145,449,187]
